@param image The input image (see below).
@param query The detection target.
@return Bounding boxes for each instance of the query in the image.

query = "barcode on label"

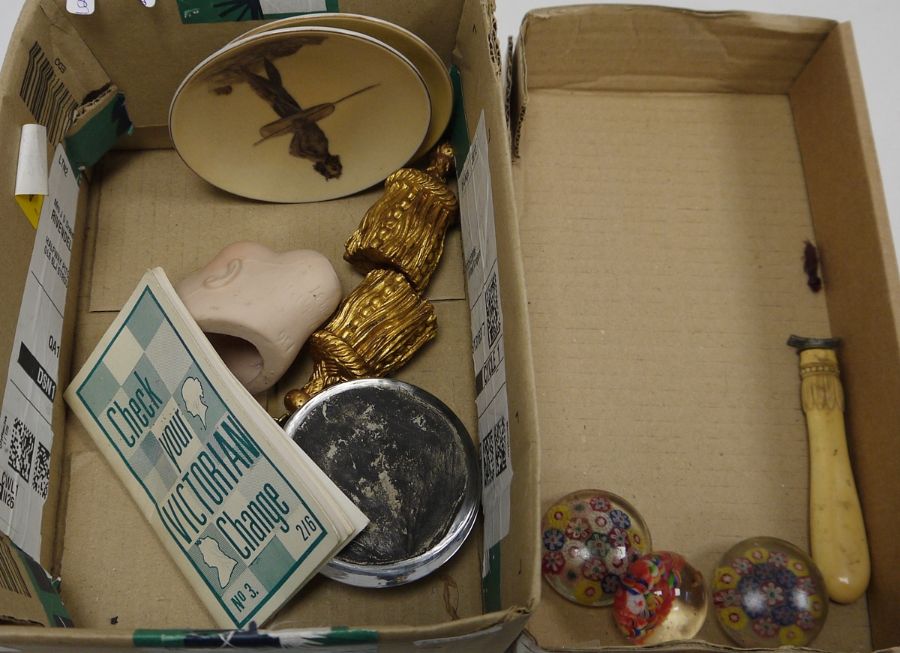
[31,443,50,501]
[8,418,35,484]
[485,271,501,347]
[482,427,495,487]
[481,413,509,488]
[19,42,77,145]
[0,536,30,597]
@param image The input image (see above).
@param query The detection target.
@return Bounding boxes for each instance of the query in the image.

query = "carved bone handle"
[797,347,870,603]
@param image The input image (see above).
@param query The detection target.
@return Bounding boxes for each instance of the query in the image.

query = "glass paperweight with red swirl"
[613,551,708,644]
[541,490,651,607]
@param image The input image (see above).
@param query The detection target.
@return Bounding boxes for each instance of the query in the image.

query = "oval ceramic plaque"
[231,14,452,162]
[170,27,431,203]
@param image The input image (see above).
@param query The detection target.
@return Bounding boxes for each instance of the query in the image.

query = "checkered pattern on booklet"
[66,271,334,628]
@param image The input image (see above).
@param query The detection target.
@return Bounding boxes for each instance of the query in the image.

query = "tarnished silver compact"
[283,378,480,587]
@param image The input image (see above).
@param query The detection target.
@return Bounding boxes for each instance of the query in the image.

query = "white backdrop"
[1,1,898,272]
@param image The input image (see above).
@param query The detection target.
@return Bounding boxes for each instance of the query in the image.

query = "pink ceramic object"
[177,241,341,395]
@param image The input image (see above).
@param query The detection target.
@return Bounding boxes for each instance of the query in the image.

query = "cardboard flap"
[0,532,71,628]
[0,0,111,151]
[790,23,900,650]
[510,27,526,160]
[453,0,543,616]
[0,0,110,383]
[33,0,110,98]
[520,5,834,93]
[52,0,467,130]
[514,631,892,653]
[511,5,835,157]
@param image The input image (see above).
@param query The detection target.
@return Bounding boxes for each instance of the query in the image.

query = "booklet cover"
[65,268,367,628]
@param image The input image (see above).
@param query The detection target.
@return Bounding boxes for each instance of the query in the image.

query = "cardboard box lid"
[510,4,900,651]
[788,20,900,650]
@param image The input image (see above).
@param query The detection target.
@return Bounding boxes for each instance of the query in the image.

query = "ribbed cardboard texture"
[0,0,538,650]
[3,2,898,651]
[0,533,57,627]
[511,6,899,652]
[86,151,466,312]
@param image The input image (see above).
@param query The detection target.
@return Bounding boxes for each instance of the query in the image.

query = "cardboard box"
[0,0,540,650]
[509,5,899,652]
[2,2,898,651]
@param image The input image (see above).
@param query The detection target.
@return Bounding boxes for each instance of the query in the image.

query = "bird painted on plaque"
[243,57,378,180]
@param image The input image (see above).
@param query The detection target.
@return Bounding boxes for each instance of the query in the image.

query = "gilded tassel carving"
[284,269,436,412]
[344,143,458,291]
[283,144,458,413]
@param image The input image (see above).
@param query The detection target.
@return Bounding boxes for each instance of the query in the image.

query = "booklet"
[65,268,367,628]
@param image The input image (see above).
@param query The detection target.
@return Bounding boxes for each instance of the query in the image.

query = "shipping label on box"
[458,112,513,580]
[0,145,79,559]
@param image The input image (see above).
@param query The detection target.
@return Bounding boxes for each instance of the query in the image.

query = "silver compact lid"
[283,378,480,587]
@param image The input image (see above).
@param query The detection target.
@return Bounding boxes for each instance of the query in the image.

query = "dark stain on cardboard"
[804,240,822,292]
[441,573,460,619]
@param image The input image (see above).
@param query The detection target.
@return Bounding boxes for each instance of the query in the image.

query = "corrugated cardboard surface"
[789,24,900,649]
[0,0,540,648]
[512,5,899,652]
[53,0,465,130]
[517,87,868,652]
[0,534,52,627]
[86,151,466,310]
[55,21,479,640]
[60,198,482,627]
[453,0,543,623]
[517,5,833,94]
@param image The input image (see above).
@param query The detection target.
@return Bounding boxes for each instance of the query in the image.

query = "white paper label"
[66,0,95,15]
[279,629,378,652]
[259,0,328,13]
[0,145,79,559]
[15,125,48,199]
[15,125,49,230]
[139,0,156,7]
[458,112,512,576]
